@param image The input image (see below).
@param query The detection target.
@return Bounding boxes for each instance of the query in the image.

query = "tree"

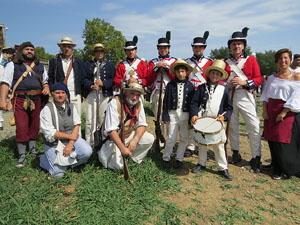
[256,50,278,76]
[209,46,252,59]
[81,18,126,65]
[35,46,54,61]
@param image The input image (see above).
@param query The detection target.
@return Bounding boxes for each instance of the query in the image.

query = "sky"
[1,0,300,60]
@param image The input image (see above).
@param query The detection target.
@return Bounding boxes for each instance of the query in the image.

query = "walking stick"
[224,88,235,159]
[120,83,131,181]
[154,67,166,151]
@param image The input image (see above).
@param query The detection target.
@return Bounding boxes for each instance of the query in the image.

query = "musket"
[224,87,235,159]
[154,67,166,150]
[120,86,131,181]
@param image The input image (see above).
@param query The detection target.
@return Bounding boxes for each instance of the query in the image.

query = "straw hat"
[205,59,228,80]
[57,37,76,47]
[93,43,107,53]
[123,82,146,95]
[170,59,193,75]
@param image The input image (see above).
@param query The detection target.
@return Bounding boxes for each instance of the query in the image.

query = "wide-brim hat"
[227,27,249,48]
[57,37,76,47]
[93,43,107,53]
[123,82,146,95]
[170,59,193,75]
[205,59,228,80]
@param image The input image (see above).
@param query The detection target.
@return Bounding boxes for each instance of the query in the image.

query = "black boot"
[191,164,206,173]
[218,169,233,181]
[250,156,261,173]
[230,150,242,164]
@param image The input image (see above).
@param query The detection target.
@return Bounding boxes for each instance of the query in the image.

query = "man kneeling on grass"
[98,82,154,170]
[40,82,92,178]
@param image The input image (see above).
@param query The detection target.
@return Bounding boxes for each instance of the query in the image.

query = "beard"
[23,53,35,61]
[126,96,139,107]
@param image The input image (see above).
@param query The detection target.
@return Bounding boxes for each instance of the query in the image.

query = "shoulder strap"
[63,56,73,84]
[226,57,248,82]
[10,62,35,100]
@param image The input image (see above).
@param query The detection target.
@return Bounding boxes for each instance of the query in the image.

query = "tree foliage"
[209,46,252,60]
[256,50,278,76]
[35,46,54,61]
[81,18,126,65]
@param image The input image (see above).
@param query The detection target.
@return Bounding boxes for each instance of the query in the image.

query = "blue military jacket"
[189,81,233,121]
[82,59,116,98]
[48,56,87,95]
[162,77,195,122]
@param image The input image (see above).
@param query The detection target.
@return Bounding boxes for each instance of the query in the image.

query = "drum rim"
[192,116,224,134]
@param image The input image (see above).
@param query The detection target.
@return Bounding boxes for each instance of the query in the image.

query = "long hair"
[13,41,40,64]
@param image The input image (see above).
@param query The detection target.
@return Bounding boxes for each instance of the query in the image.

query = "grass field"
[1,98,300,224]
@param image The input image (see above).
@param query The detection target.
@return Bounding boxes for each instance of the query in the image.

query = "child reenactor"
[162,59,195,169]
[190,60,233,180]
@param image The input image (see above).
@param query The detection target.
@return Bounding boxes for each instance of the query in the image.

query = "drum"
[192,117,225,146]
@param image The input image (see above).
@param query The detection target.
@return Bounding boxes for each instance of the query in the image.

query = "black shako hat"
[124,36,138,50]
[191,31,209,47]
[227,27,249,48]
[157,31,171,47]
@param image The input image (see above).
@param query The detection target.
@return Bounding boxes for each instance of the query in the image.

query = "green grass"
[0,136,182,225]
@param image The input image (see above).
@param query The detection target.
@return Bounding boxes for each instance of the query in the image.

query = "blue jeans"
[40,137,92,178]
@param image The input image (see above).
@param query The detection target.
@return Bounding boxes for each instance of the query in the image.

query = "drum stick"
[202,111,227,131]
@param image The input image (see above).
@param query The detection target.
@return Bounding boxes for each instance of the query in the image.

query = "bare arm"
[0,83,9,110]
[127,126,146,152]
[262,101,269,120]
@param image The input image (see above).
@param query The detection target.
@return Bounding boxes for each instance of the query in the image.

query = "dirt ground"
[146,116,300,225]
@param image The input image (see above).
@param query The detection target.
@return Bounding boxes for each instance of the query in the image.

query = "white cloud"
[109,0,300,59]
[102,2,123,11]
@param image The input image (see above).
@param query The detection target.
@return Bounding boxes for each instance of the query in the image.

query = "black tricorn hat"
[191,31,209,47]
[227,27,249,48]
[124,35,138,50]
[157,31,171,47]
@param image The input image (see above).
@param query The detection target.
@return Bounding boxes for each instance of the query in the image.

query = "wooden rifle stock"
[154,67,166,147]
[120,93,131,181]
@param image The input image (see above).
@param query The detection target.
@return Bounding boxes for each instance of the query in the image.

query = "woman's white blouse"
[260,74,300,113]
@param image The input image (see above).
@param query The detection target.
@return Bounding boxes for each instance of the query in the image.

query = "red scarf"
[123,97,137,126]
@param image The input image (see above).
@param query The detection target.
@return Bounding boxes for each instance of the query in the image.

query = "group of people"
[0,26,299,181]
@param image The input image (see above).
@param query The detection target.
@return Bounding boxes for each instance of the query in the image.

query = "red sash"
[263,99,295,143]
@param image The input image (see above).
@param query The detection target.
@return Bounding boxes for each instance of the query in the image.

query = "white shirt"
[61,56,75,91]
[40,103,81,143]
[104,98,147,137]
[290,67,300,73]
[260,74,300,112]
[1,61,48,87]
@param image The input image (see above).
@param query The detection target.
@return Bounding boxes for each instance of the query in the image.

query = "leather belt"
[15,90,42,96]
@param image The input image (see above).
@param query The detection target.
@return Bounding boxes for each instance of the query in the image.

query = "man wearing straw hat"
[83,43,116,146]
[114,36,148,89]
[185,31,213,157]
[224,27,262,172]
[48,37,88,116]
[98,82,154,170]
[190,60,233,180]
[0,42,49,167]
